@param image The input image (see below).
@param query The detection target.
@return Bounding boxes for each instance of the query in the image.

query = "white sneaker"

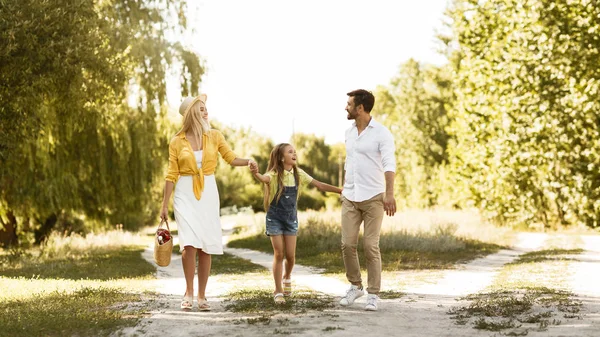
[339,285,364,306]
[365,294,379,311]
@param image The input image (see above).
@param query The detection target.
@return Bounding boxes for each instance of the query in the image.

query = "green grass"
[171,244,267,275]
[0,230,157,337]
[224,288,335,315]
[472,317,520,331]
[448,248,584,334]
[494,250,582,291]
[227,216,502,273]
[211,253,267,275]
[0,287,144,337]
[449,287,581,334]
[0,246,155,280]
[378,290,405,299]
[508,249,584,265]
[212,253,267,274]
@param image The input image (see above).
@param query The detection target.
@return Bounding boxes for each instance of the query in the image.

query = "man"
[339,89,397,311]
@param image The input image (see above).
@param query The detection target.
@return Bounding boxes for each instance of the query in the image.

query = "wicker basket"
[153,220,173,267]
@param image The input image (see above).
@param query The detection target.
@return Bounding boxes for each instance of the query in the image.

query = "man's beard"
[346,109,356,120]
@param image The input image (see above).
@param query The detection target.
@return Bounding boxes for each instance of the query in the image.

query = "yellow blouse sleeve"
[165,137,179,182]
[215,130,237,164]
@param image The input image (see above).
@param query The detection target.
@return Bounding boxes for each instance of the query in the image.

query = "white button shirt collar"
[342,118,396,202]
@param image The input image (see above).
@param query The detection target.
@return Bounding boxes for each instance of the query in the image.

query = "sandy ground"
[113,230,600,337]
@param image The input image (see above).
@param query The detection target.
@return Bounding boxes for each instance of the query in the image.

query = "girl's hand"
[249,160,259,173]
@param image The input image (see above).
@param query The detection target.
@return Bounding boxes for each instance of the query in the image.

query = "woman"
[160,94,255,311]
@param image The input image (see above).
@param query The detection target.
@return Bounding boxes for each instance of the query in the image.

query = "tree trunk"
[0,211,19,247]
[34,213,58,244]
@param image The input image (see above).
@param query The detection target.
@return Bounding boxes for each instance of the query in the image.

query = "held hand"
[248,160,258,173]
[160,207,169,222]
[383,194,396,217]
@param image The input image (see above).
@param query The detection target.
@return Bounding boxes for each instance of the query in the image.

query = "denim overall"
[265,184,299,236]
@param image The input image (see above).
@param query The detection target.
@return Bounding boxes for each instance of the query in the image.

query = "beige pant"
[341,193,384,294]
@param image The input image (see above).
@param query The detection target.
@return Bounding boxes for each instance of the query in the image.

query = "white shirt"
[342,118,396,202]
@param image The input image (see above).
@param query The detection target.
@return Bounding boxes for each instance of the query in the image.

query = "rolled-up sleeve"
[216,130,237,164]
[380,129,396,173]
[165,137,179,182]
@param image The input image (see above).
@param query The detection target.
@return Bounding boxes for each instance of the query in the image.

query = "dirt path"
[555,236,600,336]
[113,232,600,337]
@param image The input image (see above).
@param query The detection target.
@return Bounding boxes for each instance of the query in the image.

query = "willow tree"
[0,0,203,245]
[448,0,600,228]
[211,121,274,212]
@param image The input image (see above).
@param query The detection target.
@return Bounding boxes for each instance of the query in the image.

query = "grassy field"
[0,208,521,336]
[224,209,511,274]
[0,230,157,337]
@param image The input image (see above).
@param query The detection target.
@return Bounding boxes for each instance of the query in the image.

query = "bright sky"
[167,0,449,145]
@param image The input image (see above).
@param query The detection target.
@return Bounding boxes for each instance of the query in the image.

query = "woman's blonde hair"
[263,143,299,212]
[177,100,211,146]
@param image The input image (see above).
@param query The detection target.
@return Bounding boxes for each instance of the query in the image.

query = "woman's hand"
[248,158,257,170]
[160,206,169,222]
[249,160,259,174]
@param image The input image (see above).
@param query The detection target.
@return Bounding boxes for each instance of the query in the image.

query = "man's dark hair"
[347,89,375,113]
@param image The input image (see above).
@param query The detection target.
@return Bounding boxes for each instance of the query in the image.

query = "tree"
[327,142,345,188]
[292,133,337,210]
[0,0,203,245]
[292,133,333,184]
[448,0,600,228]
[373,59,454,209]
[212,121,274,212]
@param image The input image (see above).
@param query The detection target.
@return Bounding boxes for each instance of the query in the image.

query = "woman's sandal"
[274,292,286,304]
[181,295,193,310]
[197,297,211,311]
[283,279,292,296]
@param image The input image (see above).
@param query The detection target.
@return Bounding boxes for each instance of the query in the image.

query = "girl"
[249,143,342,304]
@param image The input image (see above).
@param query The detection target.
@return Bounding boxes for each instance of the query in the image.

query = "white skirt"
[173,174,223,254]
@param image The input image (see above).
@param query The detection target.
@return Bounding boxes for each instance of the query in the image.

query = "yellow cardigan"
[165,130,237,200]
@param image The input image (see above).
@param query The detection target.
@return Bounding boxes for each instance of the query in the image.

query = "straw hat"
[179,94,207,116]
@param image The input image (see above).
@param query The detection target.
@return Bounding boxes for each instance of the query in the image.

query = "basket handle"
[157,219,170,232]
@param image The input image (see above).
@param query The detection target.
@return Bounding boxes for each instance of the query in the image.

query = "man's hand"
[383,193,396,216]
